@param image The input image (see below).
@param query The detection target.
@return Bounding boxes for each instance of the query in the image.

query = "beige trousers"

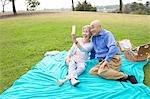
[89,55,126,80]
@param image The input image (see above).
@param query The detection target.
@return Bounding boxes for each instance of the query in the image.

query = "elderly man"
[89,20,137,84]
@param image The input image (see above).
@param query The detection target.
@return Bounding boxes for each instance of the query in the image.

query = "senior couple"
[58,20,138,87]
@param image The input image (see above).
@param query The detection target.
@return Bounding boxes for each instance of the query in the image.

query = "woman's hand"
[71,25,77,43]
[71,32,77,43]
[66,57,71,65]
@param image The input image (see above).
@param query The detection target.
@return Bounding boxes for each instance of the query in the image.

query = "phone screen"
[72,25,76,34]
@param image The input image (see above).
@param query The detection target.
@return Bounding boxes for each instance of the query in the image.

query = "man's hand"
[100,60,108,69]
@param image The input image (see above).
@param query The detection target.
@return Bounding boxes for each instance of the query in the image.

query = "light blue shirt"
[91,29,120,62]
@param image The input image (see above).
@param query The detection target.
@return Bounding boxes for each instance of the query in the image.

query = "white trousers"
[66,59,86,79]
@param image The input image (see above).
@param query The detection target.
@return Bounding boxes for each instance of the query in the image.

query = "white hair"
[82,25,91,32]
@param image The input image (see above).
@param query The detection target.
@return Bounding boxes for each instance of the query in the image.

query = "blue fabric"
[90,48,95,59]
[0,51,150,99]
[92,29,120,62]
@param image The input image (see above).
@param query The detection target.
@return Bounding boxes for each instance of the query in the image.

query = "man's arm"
[105,32,119,62]
[100,33,118,69]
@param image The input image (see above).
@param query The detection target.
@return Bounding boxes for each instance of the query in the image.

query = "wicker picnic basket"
[118,39,150,62]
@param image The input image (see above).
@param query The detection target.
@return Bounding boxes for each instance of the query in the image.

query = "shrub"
[75,0,96,12]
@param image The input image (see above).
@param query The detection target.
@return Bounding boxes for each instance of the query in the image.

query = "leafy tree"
[146,1,150,7]
[25,0,40,11]
[75,0,96,11]
[123,2,150,15]
[123,4,131,14]
[0,0,17,15]
[145,1,150,14]
[0,0,10,12]
[130,2,140,11]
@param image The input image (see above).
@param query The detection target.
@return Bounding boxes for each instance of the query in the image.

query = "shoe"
[70,78,80,86]
[116,78,127,82]
[127,75,138,84]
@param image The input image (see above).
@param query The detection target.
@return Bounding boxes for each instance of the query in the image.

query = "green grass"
[0,12,150,94]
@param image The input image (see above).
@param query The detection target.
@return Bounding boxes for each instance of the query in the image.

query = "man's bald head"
[90,20,102,27]
[90,20,102,36]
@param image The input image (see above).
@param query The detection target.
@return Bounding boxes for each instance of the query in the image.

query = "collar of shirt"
[98,29,106,36]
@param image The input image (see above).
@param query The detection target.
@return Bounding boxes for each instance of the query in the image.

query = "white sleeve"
[67,43,76,57]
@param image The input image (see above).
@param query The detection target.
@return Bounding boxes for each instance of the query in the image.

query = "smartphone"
[72,25,76,34]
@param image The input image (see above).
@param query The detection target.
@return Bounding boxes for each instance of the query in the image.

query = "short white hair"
[82,25,91,32]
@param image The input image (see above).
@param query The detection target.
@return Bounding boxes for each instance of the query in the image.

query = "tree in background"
[75,0,96,11]
[119,0,123,13]
[11,0,17,15]
[0,0,17,14]
[0,0,10,13]
[123,1,150,15]
[130,2,147,14]
[145,1,150,14]
[123,3,131,14]
[25,0,40,11]
[71,0,75,11]
[130,2,139,11]
[146,1,150,7]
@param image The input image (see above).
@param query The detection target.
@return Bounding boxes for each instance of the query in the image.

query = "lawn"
[0,12,150,94]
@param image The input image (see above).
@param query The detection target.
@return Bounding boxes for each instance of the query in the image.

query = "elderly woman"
[58,25,93,87]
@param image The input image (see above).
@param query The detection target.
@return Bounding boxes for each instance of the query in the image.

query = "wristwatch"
[75,41,78,44]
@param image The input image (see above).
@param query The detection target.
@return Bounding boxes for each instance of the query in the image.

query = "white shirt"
[68,38,93,63]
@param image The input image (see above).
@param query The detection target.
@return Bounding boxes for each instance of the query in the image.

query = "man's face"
[90,23,101,36]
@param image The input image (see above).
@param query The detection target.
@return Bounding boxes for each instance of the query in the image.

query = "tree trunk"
[72,0,75,11]
[12,0,17,15]
[1,0,10,13]
[2,5,5,13]
[119,0,123,13]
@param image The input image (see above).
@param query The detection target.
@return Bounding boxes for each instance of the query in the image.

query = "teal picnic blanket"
[1,51,150,99]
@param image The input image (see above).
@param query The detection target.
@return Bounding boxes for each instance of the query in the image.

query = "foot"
[58,79,65,87]
[127,75,138,84]
[70,78,80,86]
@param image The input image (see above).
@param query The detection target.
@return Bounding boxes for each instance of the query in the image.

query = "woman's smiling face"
[82,27,91,40]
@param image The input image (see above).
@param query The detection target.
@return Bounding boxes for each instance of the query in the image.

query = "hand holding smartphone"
[71,25,77,43]
[72,25,76,35]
